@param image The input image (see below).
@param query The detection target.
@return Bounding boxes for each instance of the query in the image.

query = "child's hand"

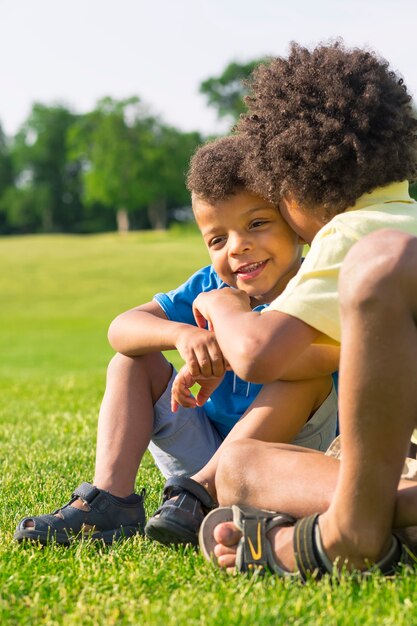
[175,325,227,378]
[171,365,224,412]
[193,288,251,329]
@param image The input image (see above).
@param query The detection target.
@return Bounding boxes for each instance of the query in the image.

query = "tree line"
[0,61,260,235]
[1,58,415,235]
[0,97,204,235]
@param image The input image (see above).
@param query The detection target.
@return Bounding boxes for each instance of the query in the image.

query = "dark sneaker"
[145,476,216,546]
[14,482,146,545]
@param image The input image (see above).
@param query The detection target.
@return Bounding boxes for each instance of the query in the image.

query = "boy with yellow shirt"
[191,41,417,577]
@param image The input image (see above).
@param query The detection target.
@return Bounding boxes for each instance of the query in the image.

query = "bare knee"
[106,352,144,381]
[106,352,172,402]
[339,229,417,312]
[215,439,265,506]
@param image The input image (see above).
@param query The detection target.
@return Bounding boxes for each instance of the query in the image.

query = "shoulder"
[173,265,226,295]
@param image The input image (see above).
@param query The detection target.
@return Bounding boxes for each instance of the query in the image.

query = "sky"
[1,0,417,138]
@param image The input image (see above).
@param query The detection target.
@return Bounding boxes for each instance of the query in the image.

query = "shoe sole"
[145,517,198,546]
[198,507,234,564]
[13,525,143,546]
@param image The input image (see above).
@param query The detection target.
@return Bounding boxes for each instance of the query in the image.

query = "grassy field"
[1,231,416,626]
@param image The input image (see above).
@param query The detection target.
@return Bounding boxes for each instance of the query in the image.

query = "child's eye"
[209,236,226,248]
[250,220,268,229]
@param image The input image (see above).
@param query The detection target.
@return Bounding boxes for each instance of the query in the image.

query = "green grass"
[1,231,416,625]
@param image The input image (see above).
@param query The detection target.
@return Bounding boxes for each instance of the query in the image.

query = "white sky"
[1,0,417,137]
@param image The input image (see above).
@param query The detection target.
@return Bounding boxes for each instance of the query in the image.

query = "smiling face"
[193,190,303,306]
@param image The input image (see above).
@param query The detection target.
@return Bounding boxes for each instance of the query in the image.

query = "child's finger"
[193,308,208,329]
[207,348,226,378]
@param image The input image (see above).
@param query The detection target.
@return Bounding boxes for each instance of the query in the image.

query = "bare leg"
[216,440,338,516]
[213,438,417,571]
[192,374,333,498]
[22,351,173,528]
[93,352,173,496]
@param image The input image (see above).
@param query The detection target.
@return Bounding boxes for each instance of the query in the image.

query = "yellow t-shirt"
[265,181,417,343]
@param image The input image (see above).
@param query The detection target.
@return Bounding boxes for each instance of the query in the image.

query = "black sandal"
[145,476,217,546]
[199,507,415,578]
[294,514,415,581]
[199,505,296,575]
[14,482,146,545]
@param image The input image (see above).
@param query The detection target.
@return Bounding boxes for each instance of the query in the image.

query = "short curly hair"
[238,41,417,216]
[186,134,253,202]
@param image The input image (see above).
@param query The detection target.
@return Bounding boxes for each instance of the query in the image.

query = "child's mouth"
[235,260,268,280]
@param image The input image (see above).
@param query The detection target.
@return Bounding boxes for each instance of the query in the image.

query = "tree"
[0,124,14,233]
[69,97,158,231]
[68,97,201,231]
[143,125,201,229]
[199,59,266,123]
[9,103,83,232]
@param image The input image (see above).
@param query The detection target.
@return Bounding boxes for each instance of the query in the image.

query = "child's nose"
[229,232,252,255]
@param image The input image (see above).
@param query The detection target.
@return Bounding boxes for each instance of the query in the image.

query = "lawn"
[1,231,416,626]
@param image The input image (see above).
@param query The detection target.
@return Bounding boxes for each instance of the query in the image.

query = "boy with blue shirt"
[15,134,338,545]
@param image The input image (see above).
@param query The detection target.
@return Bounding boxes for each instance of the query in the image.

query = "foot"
[14,482,146,545]
[316,511,394,570]
[145,476,217,546]
[212,513,409,575]
[213,519,297,573]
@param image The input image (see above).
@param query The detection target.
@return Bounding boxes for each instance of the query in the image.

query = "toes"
[214,543,238,558]
[213,521,242,546]
[21,519,35,529]
[217,551,238,570]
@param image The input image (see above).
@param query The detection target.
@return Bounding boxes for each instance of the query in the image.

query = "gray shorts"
[148,369,338,478]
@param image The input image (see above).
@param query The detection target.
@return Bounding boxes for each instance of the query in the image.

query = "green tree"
[7,103,83,232]
[69,97,201,231]
[69,97,155,231]
[0,124,14,233]
[199,59,265,123]
[144,125,201,229]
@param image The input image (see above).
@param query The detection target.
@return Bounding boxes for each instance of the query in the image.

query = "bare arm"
[278,344,340,380]
[108,300,227,378]
[192,288,321,383]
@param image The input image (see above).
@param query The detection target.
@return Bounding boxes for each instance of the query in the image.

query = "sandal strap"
[236,511,269,572]
[294,515,413,581]
[232,505,296,575]
[163,476,217,512]
[293,514,330,582]
[72,482,101,503]
[70,482,111,513]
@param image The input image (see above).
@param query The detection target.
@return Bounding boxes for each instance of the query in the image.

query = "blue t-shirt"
[154,265,264,438]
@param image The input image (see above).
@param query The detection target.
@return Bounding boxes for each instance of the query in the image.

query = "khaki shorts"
[149,369,338,479]
[325,435,417,481]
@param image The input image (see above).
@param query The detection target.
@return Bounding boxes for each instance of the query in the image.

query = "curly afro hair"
[186,134,254,202]
[238,41,417,216]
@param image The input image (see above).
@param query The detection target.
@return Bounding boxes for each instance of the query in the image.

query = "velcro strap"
[293,514,330,582]
[72,482,101,504]
[163,476,217,511]
[240,516,269,572]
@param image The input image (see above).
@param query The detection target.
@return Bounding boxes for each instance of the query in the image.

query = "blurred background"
[1,0,416,236]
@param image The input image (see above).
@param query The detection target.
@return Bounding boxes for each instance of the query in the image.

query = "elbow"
[228,337,283,384]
